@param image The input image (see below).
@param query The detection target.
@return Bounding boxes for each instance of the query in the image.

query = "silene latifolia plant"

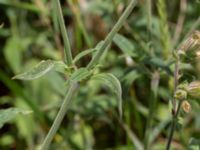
[166,30,200,150]
[12,0,137,149]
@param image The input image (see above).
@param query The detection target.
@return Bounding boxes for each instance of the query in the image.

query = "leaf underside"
[12,60,65,80]
[91,73,123,118]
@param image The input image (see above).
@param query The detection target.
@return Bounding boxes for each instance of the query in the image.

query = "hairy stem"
[55,0,73,66]
[40,1,137,149]
[40,82,79,150]
[87,0,137,69]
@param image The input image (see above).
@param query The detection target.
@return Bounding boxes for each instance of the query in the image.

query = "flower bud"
[187,81,200,98]
[182,100,191,113]
[174,89,187,100]
[179,30,200,52]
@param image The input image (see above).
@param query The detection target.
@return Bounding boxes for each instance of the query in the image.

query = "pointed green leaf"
[0,108,31,128]
[70,68,91,82]
[91,73,123,118]
[13,60,66,80]
[95,41,105,50]
[73,41,105,64]
[73,48,97,64]
[113,33,136,57]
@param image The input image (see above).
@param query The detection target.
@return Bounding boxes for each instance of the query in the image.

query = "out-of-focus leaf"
[0,135,13,146]
[88,1,114,15]
[46,72,66,95]
[0,23,3,28]
[69,125,93,150]
[12,60,66,80]
[149,57,166,68]
[149,119,170,144]
[0,0,43,13]
[15,98,35,138]
[91,73,123,118]
[0,69,45,121]
[145,57,173,75]
[188,138,200,150]
[122,70,140,86]
[70,68,91,82]
[4,37,23,73]
[120,120,144,150]
[113,33,136,57]
[0,108,31,128]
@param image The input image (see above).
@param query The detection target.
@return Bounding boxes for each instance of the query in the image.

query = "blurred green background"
[0,0,200,149]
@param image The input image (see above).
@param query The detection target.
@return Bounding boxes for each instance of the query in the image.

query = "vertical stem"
[68,0,93,47]
[147,0,152,40]
[55,0,73,66]
[51,0,59,33]
[166,52,181,149]
[166,117,176,150]
[87,0,137,69]
[172,59,179,113]
[40,82,79,150]
[144,72,160,150]
[166,100,183,150]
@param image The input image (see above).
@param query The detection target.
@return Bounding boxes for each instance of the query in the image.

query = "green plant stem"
[51,0,59,33]
[40,82,79,150]
[166,100,183,150]
[172,60,179,112]
[165,52,181,149]
[144,71,160,150]
[87,0,137,69]
[68,0,93,47]
[55,0,73,66]
[147,0,152,40]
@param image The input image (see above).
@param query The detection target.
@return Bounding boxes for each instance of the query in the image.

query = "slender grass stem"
[68,0,93,47]
[55,0,73,66]
[40,82,79,150]
[87,0,137,69]
[144,72,160,150]
[166,117,176,150]
[172,60,179,113]
[166,100,183,150]
[51,0,59,33]
[165,51,181,149]
[147,0,152,41]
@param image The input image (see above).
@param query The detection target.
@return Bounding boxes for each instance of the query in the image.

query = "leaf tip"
[11,76,17,80]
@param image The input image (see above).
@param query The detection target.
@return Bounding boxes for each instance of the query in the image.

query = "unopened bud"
[187,81,200,98]
[179,30,200,52]
[182,100,191,113]
[174,89,187,100]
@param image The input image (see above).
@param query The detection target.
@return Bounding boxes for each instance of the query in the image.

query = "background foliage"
[0,0,200,149]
